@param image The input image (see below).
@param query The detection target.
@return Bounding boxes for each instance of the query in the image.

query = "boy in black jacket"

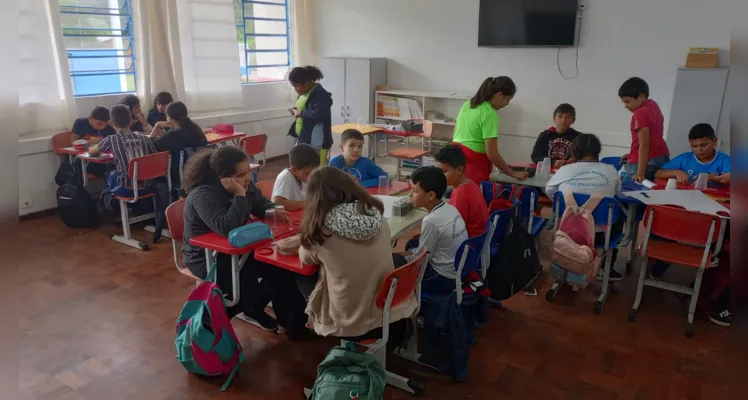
[530,103,581,168]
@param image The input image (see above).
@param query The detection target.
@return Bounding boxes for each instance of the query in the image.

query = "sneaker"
[649,262,669,280]
[597,269,623,282]
[240,310,278,332]
[709,309,730,327]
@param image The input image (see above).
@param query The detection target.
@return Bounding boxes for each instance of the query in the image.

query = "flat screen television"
[478,0,580,47]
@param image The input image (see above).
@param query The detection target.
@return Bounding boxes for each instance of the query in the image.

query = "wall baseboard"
[20,208,58,222]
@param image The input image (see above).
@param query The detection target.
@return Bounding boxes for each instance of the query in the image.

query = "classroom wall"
[313,0,730,162]
[18,82,296,216]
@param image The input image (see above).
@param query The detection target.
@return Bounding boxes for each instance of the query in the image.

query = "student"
[298,167,417,337]
[655,123,730,185]
[119,94,152,132]
[70,106,116,145]
[434,144,488,238]
[271,144,319,211]
[618,77,670,182]
[452,76,528,184]
[181,147,308,335]
[545,134,624,280]
[147,92,173,127]
[395,166,468,293]
[149,101,209,189]
[530,103,581,168]
[328,129,387,187]
[287,66,332,165]
[88,105,157,197]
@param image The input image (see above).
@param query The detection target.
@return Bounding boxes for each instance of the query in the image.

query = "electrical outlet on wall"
[20,197,34,209]
[579,0,589,11]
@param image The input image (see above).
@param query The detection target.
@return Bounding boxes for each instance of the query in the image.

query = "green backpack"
[309,342,386,400]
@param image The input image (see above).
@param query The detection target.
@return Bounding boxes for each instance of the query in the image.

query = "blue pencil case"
[228,222,273,248]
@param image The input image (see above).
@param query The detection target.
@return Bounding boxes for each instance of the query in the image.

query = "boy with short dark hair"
[434,145,488,238]
[618,77,670,182]
[530,103,581,168]
[655,123,730,185]
[328,129,387,187]
[271,143,320,211]
[70,106,116,145]
[397,166,468,293]
[89,105,157,197]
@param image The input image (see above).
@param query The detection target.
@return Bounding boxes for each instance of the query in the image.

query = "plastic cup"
[378,175,389,194]
[666,178,677,190]
[264,209,276,226]
[694,173,708,190]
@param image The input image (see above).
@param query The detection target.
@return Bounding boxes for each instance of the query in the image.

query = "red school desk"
[203,130,247,147]
[59,146,114,186]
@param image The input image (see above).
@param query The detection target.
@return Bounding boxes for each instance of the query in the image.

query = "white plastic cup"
[378,175,389,194]
[694,173,708,190]
[666,178,677,190]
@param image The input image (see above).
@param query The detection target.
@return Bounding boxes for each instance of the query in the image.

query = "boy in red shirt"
[618,77,670,182]
[435,144,489,237]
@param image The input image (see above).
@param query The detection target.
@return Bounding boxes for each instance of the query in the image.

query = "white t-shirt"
[406,202,468,280]
[545,161,621,199]
[271,168,306,201]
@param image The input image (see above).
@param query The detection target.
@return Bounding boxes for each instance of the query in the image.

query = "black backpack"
[486,211,541,301]
[57,184,100,229]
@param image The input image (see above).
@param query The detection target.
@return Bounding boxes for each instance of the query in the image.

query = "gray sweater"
[183,182,275,278]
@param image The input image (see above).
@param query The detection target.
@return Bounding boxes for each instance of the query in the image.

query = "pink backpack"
[550,192,602,288]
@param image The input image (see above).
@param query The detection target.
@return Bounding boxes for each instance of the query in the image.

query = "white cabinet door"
[344,58,372,124]
[319,58,346,126]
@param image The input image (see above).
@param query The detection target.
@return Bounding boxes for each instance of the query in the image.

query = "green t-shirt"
[295,84,317,135]
[452,100,499,153]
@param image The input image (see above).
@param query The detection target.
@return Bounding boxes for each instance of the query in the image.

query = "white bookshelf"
[375,89,470,126]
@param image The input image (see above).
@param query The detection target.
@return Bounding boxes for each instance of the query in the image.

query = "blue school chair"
[485,206,515,259]
[548,192,621,313]
[481,182,548,238]
[601,156,623,170]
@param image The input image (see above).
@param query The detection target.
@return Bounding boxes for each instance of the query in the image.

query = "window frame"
[236,0,292,85]
[60,0,137,97]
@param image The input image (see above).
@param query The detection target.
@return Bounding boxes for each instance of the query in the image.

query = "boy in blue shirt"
[655,123,730,186]
[328,129,387,187]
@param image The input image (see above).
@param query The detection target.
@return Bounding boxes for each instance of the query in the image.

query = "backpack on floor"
[309,341,386,400]
[486,209,541,301]
[550,192,602,288]
[57,184,100,229]
[175,263,243,391]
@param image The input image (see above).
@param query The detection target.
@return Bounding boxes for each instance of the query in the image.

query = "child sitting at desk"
[298,167,417,337]
[530,103,581,168]
[545,134,625,281]
[655,123,730,185]
[328,129,387,188]
[271,144,318,211]
[149,101,208,192]
[88,105,157,198]
[147,92,173,127]
[119,94,152,132]
[395,166,468,293]
[434,144,488,238]
[70,106,117,177]
[181,146,308,336]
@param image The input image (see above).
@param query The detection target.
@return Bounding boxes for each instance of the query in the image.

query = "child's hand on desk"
[510,170,529,180]
[88,136,101,145]
[221,177,246,197]
[673,170,689,184]
[714,173,730,186]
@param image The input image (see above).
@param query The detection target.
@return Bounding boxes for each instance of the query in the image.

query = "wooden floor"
[20,159,732,399]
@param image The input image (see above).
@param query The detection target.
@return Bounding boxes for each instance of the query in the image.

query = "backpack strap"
[561,191,579,209]
[580,195,603,213]
[206,262,218,283]
[509,185,525,202]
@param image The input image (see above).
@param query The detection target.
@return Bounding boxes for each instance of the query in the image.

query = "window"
[234,0,292,84]
[60,0,136,96]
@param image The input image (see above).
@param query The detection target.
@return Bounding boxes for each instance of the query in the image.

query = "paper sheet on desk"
[621,190,730,217]
[374,195,395,218]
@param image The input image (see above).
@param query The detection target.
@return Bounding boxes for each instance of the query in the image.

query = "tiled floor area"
[19,158,733,399]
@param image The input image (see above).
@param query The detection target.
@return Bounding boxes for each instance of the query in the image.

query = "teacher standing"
[452,76,528,184]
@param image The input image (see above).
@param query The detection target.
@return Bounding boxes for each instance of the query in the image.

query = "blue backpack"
[175,264,243,391]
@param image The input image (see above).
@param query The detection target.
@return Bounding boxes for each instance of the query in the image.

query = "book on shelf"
[376,95,423,120]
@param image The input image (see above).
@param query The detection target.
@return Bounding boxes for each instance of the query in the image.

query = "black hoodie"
[530,127,581,164]
[288,84,333,150]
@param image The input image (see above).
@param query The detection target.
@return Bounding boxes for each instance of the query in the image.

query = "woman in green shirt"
[452,76,528,184]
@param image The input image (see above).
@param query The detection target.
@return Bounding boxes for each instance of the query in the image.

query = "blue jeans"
[107,171,154,198]
[394,237,456,294]
[625,154,670,181]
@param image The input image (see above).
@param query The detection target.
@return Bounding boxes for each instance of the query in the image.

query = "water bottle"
[619,165,627,180]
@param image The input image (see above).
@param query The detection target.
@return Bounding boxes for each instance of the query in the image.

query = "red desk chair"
[112,151,171,250]
[165,199,202,284]
[255,179,275,199]
[239,133,267,168]
[304,250,429,397]
[387,119,433,180]
[52,132,72,155]
[630,205,725,337]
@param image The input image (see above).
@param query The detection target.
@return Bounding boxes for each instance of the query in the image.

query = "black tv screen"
[478,0,580,47]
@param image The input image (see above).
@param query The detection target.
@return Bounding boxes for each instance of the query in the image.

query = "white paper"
[641,179,656,189]
[621,190,730,217]
[374,195,396,218]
